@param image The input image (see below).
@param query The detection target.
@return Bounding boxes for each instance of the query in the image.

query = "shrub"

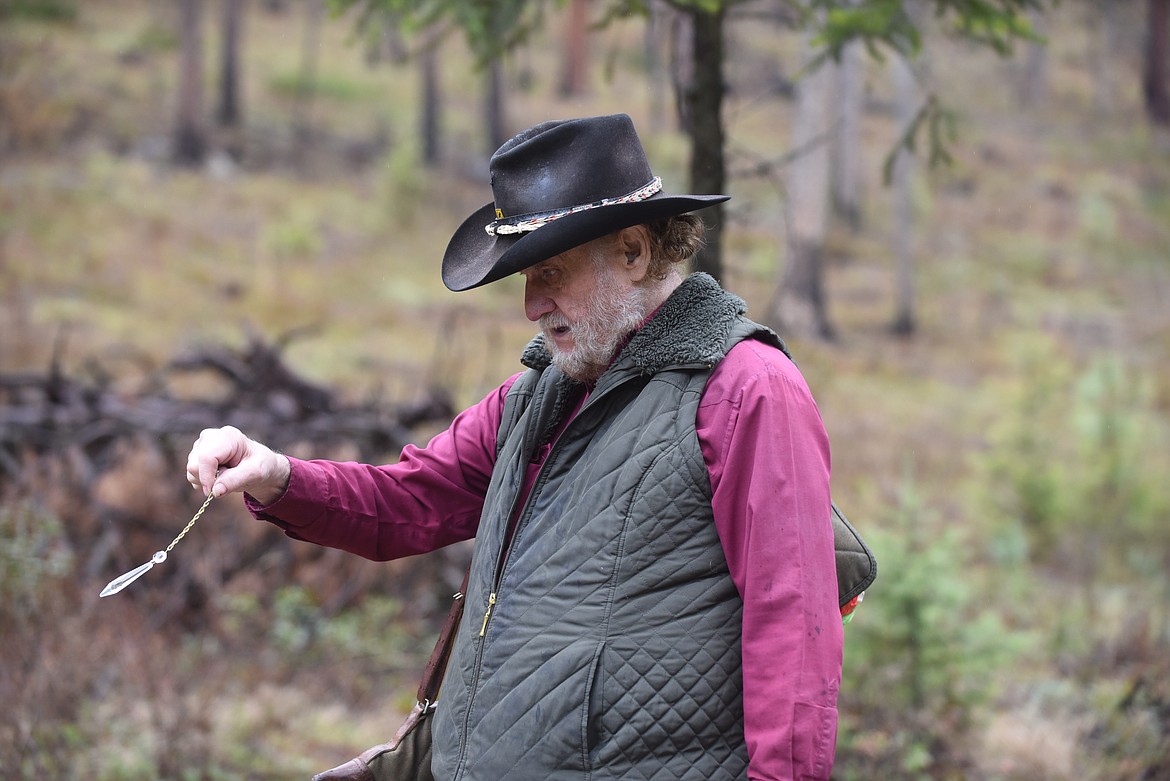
[837,464,1031,781]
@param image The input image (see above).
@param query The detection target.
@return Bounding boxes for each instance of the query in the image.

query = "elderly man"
[187,114,842,781]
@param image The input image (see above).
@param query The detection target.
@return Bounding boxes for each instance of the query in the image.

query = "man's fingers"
[208,462,259,498]
[187,426,247,496]
[206,455,241,497]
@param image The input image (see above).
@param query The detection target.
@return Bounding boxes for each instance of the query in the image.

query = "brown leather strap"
[311,757,375,781]
[311,578,465,781]
[417,570,469,705]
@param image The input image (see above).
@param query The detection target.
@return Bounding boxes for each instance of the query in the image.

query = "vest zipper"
[478,592,496,637]
[452,375,631,779]
[475,380,600,640]
[477,440,561,637]
[453,433,568,780]
[473,371,650,641]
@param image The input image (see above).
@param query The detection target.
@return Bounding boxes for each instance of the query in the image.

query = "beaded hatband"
[485,177,663,236]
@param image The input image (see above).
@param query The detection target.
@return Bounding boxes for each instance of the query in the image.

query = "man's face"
[520,235,649,383]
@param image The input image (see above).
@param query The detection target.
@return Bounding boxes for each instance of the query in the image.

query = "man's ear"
[616,226,652,282]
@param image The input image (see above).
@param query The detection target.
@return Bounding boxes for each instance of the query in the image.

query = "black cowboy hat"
[441,114,729,292]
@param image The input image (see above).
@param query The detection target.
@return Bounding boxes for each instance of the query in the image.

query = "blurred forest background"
[2,0,1170,779]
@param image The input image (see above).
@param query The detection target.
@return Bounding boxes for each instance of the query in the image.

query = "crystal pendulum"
[99,490,214,598]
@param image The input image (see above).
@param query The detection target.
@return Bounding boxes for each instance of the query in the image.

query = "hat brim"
[441,192,729,292]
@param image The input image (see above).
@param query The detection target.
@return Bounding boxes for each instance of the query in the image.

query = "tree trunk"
[366,11,407,65]
[174,0,207,166]
[669,9,693,134]
[685,8,726,281]
[771,36,835,340]
[293,0,325,155]
[420,26,442,167]
[890,54,918,337]
[1016,9,1048,108]
[831,37,865,232]
[1092,0,1121,114]
[559,0,590,97]
[216,0,245,129]
[645,0,667,133]
[1145,0,1170,125]
[485,58,507,155]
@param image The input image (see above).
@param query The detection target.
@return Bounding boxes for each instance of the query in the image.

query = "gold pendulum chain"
[164,490,214,554]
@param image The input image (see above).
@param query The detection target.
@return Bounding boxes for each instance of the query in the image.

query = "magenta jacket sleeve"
[698,339,842,781]
[247,375,522,561]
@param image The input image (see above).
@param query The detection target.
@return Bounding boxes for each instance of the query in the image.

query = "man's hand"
[186,426,291,506]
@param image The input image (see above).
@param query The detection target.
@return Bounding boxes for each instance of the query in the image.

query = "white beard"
[539,263,648,384]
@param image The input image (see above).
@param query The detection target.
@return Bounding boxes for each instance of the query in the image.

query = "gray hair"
[644,215,706,280]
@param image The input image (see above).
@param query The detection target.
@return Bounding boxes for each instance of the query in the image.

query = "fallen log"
[0,332,460,624]
[0,333,455,476]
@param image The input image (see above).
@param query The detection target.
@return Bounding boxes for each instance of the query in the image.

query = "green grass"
[268,70,389,103]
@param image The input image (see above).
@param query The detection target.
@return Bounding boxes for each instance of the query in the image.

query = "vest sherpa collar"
[620,272,747,375]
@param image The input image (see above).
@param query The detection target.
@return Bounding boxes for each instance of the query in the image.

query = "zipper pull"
[479,592,497,637]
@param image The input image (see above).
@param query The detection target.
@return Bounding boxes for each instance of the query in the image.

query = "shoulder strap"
[731,325,876,610]
[417,569,469,705]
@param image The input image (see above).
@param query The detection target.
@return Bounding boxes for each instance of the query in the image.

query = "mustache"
[540,313,571,332]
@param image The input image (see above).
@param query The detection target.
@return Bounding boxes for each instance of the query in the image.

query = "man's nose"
[524,280,555,322]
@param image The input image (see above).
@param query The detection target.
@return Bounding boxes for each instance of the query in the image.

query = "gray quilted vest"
[431,273,786,781]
